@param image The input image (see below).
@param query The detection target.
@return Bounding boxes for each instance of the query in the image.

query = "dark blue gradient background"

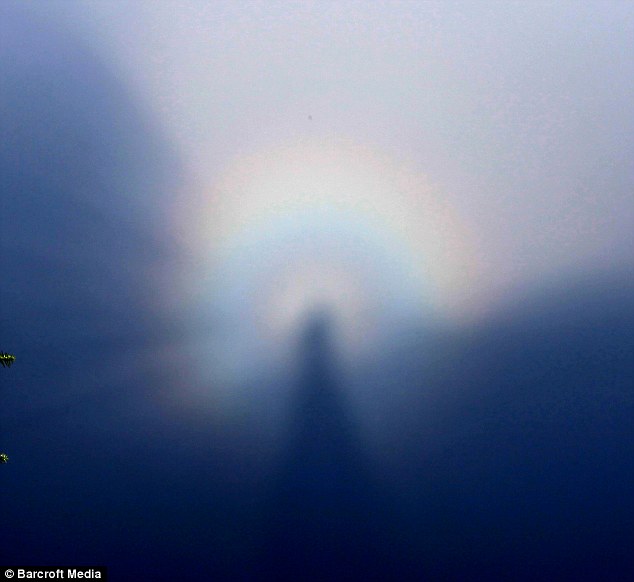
[1,5,632,581]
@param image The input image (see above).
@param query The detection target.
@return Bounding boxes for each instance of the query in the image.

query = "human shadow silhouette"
[257,311,397,581]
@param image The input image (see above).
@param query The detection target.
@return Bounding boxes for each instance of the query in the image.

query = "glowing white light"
[171,138,481,394]
[258,259,377,355]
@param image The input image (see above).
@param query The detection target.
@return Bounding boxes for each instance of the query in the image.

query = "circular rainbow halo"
[172,137,478,383]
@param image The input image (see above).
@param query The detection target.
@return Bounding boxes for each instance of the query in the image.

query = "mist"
[1,2,632,580]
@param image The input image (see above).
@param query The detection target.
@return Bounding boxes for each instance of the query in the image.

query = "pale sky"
[11,0,634,365]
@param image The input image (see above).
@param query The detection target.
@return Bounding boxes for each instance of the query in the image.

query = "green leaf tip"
[0,352,16,368]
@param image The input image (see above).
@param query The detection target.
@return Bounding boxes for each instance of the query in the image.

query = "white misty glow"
[260,260,375,355]
[41,0,634,404]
